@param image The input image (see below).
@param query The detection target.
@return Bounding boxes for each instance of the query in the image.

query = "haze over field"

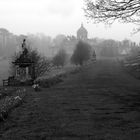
[0,0,139,43]
[1,1,140,139]
[0,0,140,85]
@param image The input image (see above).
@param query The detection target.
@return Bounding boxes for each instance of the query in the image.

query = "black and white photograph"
[0,0,140,139]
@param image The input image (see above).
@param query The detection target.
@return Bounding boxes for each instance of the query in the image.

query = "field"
[0,59,10,86]
[1,58,140,139]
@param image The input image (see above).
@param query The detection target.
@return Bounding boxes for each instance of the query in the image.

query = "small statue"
[22,39,26,49]
[21,39,28,56]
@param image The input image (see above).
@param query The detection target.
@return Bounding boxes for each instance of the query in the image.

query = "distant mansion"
[77,23,88,41]
[50,23,90,56]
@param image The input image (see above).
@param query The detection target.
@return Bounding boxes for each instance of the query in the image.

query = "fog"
[0,0,140,83]
[0,0,139,43]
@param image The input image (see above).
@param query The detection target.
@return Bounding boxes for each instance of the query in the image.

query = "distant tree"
[27,33,53,56]
[100,46,119,57]
[99,40,118,57]
[71,41,92,65]
[52,49,67,67]
[129,46,140,56]
[53,34,67,48]
[0,28,10,56]
[66,35,77,43]
[0,28,9,48]
[5,34,17,56]
[84,0,140,25]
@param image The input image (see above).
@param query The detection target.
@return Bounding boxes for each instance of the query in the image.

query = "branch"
[84,0,140,24]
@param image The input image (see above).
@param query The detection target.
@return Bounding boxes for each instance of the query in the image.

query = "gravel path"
[1,58,140,140]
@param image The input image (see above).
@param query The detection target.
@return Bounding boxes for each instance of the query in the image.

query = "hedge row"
[38,66,81,88]
[122,55,140,78]
[39,75,64,88]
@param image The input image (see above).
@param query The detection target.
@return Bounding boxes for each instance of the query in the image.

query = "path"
[1,58,140,140]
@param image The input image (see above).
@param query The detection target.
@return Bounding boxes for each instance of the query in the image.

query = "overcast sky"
[0,0,140,43]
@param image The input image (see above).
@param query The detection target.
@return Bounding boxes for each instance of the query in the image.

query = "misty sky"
[0,0,140,43]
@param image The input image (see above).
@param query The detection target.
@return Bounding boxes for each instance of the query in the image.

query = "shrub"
[52,49,67,67]
[71,41,91,65]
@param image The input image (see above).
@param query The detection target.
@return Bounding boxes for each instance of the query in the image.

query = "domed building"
[77,23,88,41]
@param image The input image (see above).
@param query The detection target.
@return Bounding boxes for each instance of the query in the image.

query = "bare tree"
[84,0,140,25]
[27,49,53,79]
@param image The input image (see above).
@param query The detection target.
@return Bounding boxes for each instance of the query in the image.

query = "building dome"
[77,23,88,40]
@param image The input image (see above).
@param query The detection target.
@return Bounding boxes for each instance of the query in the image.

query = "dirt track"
[1,58,140,140]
